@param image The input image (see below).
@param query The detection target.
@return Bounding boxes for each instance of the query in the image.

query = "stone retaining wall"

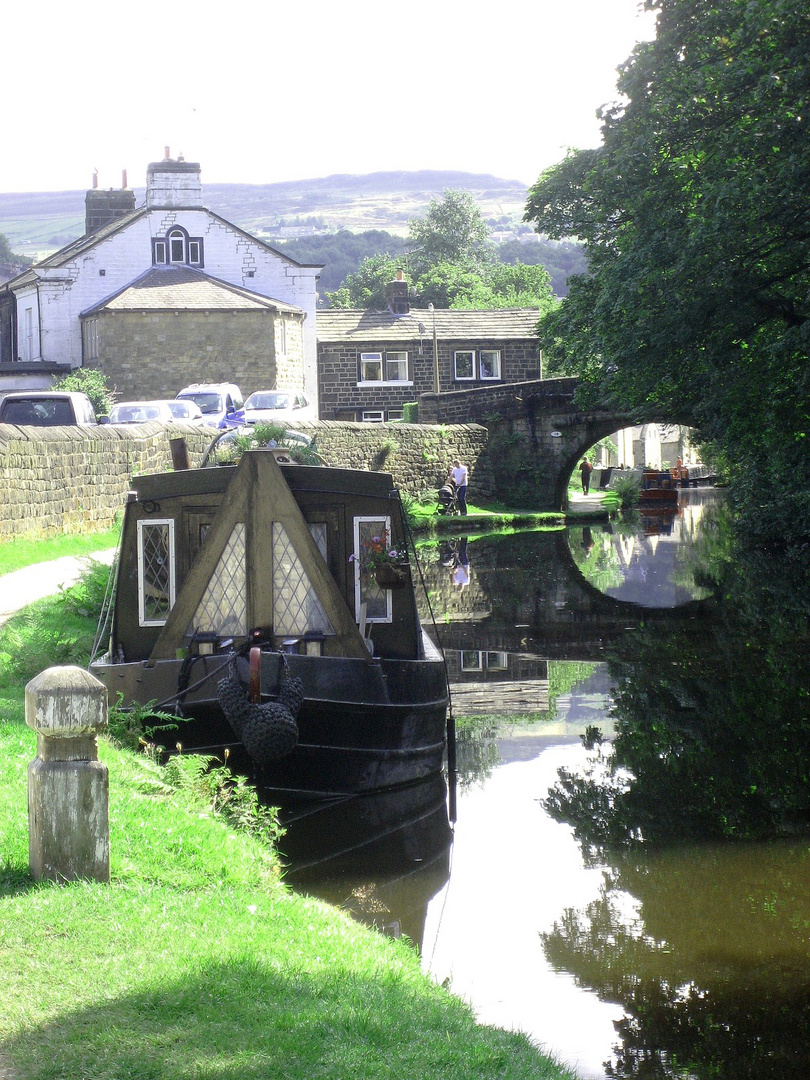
[0,421,493,541]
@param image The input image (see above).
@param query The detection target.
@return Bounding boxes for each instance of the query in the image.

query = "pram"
[436,477,459,515]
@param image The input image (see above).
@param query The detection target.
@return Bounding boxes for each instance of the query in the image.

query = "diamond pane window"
[190,522,247,637]
[137,519,175,626]
[272,522,333,636]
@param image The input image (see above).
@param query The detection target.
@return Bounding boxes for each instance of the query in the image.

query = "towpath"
[0,550,116,628]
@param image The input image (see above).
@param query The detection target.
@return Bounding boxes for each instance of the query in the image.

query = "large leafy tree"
[327,191,555,313]
[525,0,810,542]
[407,190,493,270]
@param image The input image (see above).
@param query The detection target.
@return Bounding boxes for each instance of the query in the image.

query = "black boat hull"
[92,640,448,798]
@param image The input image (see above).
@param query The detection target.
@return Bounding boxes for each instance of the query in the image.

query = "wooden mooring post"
[26,666,110,883]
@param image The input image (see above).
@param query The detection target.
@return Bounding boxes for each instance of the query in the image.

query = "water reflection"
[568,488,721,608]
[278,492,810,1080]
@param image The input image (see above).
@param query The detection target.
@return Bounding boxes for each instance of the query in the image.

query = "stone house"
[0,153,321,401]
[316,300,543,422]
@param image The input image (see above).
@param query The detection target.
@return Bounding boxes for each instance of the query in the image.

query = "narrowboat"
[90,448,449,799]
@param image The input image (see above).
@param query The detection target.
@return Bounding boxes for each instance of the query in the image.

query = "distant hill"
[0,169,585,295]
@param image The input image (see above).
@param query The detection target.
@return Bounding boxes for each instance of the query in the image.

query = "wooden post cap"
[25,666,108,739]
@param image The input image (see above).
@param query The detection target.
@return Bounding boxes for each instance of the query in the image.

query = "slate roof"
[316,308,541,343]
[80,266,304,317]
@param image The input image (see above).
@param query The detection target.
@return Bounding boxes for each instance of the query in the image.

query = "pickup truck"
[0,391,97,426]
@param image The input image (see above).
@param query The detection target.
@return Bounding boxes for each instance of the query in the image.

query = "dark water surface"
[279,491,810,1079]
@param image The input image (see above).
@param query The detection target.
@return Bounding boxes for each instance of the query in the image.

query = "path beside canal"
[0,550,116,628]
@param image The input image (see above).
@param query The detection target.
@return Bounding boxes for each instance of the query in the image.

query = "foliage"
[402,401,418,423]
[327,191,557,314]
[612,474,641,509]
[524,0,810,544]
[52,367,117,417]
[544,533,810,855]
[348,527,408,574]
[56,557,113,621]
[326,251,408,309]
[0,522,120,577]
[497,236,587,296]
[0,231,33,269]
[407,190,493,271]
[276,229,407,295]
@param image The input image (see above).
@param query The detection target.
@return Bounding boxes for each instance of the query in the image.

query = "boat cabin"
[109,451,422,667]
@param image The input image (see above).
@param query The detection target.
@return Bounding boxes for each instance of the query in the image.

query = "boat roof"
[131,457,396,502]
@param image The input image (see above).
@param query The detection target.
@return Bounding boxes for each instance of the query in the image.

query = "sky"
[3,0,656,195]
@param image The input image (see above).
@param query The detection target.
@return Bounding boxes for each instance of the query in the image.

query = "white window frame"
[137,518,176,627]
[385,351,409,382]
[353,516,392,623]
[386,408,404,421]
[454,351,476,381]
[360,352,383,382]
[460,650,483,670]
[479,350,502,380]
[485,651,509,670]
[154,240,167,264]
[169,229,186,264]
[361,410,385,423]
[358,350,413,387]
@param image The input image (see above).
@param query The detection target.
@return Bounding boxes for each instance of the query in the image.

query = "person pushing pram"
[436,471,459,515]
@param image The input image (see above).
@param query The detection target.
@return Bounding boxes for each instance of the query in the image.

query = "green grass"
[0,523,120,576]
[0,574,577,1080]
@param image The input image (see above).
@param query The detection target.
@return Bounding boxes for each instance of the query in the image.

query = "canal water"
[279,489,810,1080]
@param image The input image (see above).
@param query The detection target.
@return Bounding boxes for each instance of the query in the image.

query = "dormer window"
[152,227,204,267]
[169,229,186,263]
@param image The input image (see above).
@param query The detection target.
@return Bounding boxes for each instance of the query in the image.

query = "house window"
[385,351,408,381]
[169,230,186,263]
[152,229,204,267]
[83,318,99,361]
[360,353,383,381]
[480,350,502,380]
[387,409,404,421]
[353,516,392,623]
[454,351,475,380]
[23,307,34,361]
[485,651,508,670]
[460,650,483,671]
[362,410,385,423]
[137,519,176,626]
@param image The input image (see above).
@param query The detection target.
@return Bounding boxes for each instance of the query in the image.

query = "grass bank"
[0,523,121,577]
[0,576,577,1079]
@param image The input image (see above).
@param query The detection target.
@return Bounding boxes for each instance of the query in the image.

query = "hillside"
[0,169,585,295]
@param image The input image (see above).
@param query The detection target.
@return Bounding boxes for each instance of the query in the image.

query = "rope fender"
[217,653,303,765]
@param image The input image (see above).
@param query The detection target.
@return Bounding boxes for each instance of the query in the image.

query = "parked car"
[0,391,97,427]
[162,399,206,423]
[234,388,316,425]
[175,383,243,428]
[105,400,176,424]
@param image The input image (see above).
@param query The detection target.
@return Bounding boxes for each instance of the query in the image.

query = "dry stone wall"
[0,421,492,541]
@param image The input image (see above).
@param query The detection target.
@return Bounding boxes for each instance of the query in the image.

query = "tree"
[407,190,493,270]
[52,368,117,418]
[0,232,33,271]
[524,0,810,543]
[326,253,408,309]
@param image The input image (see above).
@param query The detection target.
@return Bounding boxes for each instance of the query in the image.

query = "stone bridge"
[417,377,688,511]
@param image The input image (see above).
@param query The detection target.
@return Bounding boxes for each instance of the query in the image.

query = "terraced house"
[316,281,543,422]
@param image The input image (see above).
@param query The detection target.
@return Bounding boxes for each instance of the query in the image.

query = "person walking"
[451,459,469,515]
[578,458,593,495]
